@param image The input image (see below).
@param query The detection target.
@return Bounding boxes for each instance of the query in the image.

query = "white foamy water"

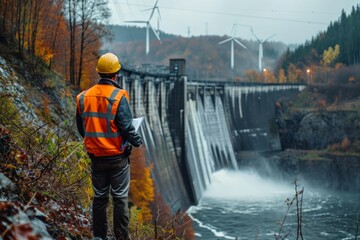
[188,169,360,240]
[203,169,293,201]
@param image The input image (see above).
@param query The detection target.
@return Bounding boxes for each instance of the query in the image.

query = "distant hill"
[107,25,178,43]
[103,25,288,80]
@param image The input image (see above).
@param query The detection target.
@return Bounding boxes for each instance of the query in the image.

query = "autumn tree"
[45,1,67,71]
[0,0,64,69]
[77,0,110,88]
[64,0,78,85]
[0,0,15,40]
[130,146,155,223]
[245,69,260,82]
[0,0,108,88]
[27,0,66,73]
[278,68,287,83]
[15,0,30,57]
[263,69,276,83]
[321,44,340,67]
[287,63,298,83]
[64,0,110,87]
[28,0,47,56]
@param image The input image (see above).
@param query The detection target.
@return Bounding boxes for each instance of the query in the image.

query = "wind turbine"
[142,0,161,36]
[251,28,276,71]
[125,0,161,55]
[219,24,247,69]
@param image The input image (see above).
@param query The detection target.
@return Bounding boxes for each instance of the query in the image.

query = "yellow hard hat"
[96,53,121,74]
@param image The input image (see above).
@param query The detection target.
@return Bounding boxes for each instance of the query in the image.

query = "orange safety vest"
[76,84,130,156]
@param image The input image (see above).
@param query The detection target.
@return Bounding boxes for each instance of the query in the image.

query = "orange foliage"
[150,187,196,239]
[130,146,155,223]
[129,147,195,238]
[328,137,351,152]
[341,137,350,151]
[328,143,341,151]
[348,76,356,84]
[182,214,196,239]
[1,0,102,89]
[245,69,260,82]
[234,76,242,81]
[65,88,72,97]
[44,95,50,116]
[317,99,327,110]
[40,2,69,75]
[78,32,101,89]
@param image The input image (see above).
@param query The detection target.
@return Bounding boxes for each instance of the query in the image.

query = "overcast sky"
[108,0,359,44]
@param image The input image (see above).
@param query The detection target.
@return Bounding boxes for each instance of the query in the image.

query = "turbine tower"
[219,24,247,69]
[251,28,276,71]
[125,0,161,55]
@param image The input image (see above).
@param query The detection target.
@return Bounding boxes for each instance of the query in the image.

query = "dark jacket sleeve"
[115,97,142,147]
[76,109,85,138]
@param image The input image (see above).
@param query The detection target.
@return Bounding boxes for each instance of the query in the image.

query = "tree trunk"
[68,0,76,85]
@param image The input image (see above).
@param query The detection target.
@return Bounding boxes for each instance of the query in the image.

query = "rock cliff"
[276,108,360,150]
[268,85,360,192]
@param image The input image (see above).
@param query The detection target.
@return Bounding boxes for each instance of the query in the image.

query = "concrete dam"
[119,59,305,210]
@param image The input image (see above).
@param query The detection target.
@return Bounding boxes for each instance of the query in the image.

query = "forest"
[278,5,360,84]
[0,0,109,89]
[281,6,360,68]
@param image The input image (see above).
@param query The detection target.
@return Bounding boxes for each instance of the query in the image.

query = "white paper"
[132,116,145,132]
[120,116,145,150]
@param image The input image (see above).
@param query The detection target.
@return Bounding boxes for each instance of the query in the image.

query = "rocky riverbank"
[275,104,360,150]
[240,84,360,192]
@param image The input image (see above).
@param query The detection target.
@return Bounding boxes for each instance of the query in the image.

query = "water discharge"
[188,169,360,240]
[203,169,293,201]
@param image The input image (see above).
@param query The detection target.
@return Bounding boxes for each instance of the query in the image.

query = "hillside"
[108,24,179,43]
[0,43,77,133]
[103,25,288,80]
[275,70,360,151]
[0,41,93,238]
[280,5,360,71]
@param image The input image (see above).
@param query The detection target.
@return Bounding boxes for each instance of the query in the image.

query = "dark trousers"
[91,157,130,240]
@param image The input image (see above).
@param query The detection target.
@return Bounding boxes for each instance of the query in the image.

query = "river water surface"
[187,169,360,239]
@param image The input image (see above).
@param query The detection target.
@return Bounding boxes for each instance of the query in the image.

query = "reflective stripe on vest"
[77,84,129,156]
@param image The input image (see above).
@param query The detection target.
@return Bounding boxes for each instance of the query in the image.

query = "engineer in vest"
[76,53,142,240]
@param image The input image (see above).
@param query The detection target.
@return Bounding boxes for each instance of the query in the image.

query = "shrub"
[340,137,350,151]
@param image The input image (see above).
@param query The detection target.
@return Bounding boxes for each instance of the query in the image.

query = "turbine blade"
[264,34,276,42]
[234,39,247,49]
[251,28,261,42]
[150,24,161,43]
[149,0,159,20]
[149,9,155,21]
[157,8,162,20]
[125,20,147,23]
[219,38,232,45]
[233,24,238,37]
[142,7,153,11]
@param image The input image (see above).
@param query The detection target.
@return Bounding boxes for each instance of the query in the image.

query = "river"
[187,169,360,239]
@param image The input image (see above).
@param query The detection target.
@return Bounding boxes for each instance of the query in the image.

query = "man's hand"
[123,145,133,157]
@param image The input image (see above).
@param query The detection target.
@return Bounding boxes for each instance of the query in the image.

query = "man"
[76,53,142,240]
